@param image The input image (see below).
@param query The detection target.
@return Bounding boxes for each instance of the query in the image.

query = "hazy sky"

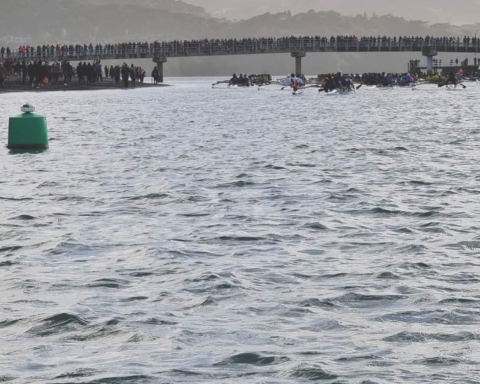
[186,0,480,25]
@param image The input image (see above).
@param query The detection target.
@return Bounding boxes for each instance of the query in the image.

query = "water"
[1,79,480,383]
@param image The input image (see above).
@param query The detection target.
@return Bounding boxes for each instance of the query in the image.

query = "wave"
[287,364,338,380]
[128,193,170,201]
[86,279,130,289]
[375,309,480,325]
[10,215,36,220]
[214,352,290,366]
[384,331,480,343]
[27,313,88,337]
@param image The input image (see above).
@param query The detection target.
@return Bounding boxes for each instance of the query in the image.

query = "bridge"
[3,37,480,81]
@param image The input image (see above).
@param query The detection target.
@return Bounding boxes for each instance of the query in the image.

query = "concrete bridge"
[4,37,480,81]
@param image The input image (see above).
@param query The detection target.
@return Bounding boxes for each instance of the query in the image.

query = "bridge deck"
[3,40,480,62]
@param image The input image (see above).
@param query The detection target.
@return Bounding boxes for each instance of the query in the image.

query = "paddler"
[238,74,245,86]
[229,73,238,86]
[325,74,337,92]
[284,74,293,87]
[292,74,304,92]
[445,71,458,86]
[335,72,348,91]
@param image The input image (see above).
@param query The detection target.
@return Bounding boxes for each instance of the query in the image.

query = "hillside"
[186,0,480,25]
[0,0,220,45]
[0,1,478,47]
[81,0,207,17]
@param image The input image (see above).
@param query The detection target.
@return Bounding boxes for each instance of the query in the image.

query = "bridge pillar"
[152,56,167,83]
[291,52,306,77]
[422,48,438,75]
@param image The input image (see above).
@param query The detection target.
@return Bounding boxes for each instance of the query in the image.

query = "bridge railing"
[2,38,479,60]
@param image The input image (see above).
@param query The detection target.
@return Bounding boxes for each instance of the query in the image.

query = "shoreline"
[0,80,169,94]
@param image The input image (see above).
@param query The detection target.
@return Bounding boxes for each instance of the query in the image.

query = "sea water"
[1,78,480,383]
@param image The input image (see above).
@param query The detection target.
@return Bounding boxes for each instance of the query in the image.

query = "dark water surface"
[2,79,480,383]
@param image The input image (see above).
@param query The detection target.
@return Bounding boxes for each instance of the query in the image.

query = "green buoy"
[7,104,48,150]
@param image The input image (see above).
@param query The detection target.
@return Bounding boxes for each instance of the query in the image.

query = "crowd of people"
[222,70,469,93]
[314,71,468,90]
[1,36,480,59]
[0,58,150,89]
[2,35,478,89]
[228,73,272,86]
[314,72,421,86]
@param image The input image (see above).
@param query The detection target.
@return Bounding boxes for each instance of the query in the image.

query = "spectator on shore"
[21,60,27,84]
[130,64,136,88]
[0,64,6,87]
[35,60,43,88]
[152,67,159,84]
[114,65,120,85]
[1,55,158,90]
[27,62,35,86]
[121,63,129,88]
[4,59,12,79]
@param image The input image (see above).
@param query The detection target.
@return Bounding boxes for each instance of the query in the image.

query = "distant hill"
[81,0,208,17]
[0,0,478,47]
[186,0,480,25]
[0,0,218,45]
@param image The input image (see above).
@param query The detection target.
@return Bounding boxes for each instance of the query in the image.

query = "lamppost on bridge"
[471,29,480,65]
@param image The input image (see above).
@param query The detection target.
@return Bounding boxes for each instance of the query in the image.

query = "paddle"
[348,81,356,93]
[410,82,426,87]
[438,82,467,89]
[212,80,229,87]
[356,83,363,90]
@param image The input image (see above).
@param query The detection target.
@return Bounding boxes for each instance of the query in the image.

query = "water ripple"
[1,80,480,383]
